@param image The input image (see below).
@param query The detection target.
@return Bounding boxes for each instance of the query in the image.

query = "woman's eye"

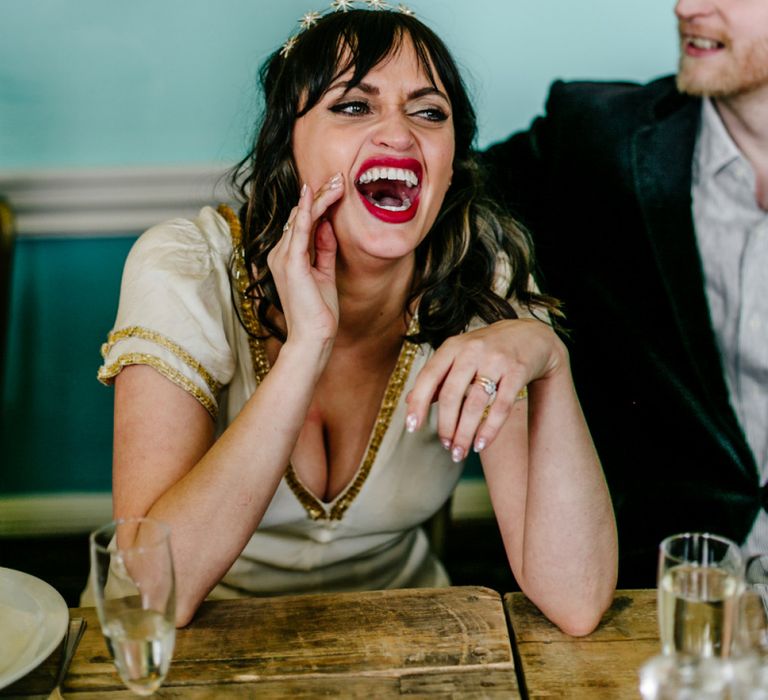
[413,107,449,123]
[330,101,370,116]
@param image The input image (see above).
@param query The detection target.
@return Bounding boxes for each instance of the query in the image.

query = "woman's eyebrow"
[408,86,450,103]
[329,81,449,103]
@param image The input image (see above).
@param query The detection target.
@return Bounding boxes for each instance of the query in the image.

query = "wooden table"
[505,589,659,699]
[3,586,519,698]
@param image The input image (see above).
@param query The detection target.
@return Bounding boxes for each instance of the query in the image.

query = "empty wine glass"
[89,517,176,696]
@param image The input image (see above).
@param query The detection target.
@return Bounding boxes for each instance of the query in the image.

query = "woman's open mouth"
[355,158,422,224]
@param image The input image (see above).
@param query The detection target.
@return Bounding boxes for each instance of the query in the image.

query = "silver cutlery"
[47,617,86,699]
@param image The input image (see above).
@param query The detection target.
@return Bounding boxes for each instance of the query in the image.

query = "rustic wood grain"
[505,589,659,699]
[4,586,518,698]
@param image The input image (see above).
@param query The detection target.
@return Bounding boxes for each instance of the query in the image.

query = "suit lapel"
[631,88,757,477]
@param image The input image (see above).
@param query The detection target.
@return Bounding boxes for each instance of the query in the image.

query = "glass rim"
[89,516,171,554]
[659,531,743,566]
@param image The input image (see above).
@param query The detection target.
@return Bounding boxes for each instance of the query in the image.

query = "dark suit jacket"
[483,76,760,586]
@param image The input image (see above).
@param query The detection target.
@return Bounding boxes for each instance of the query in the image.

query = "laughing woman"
[93,6,617,631]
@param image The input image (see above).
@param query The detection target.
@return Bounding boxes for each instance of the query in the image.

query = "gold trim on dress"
[97,352,218,418]
[217,205,269,376]
[218,203,420,521]
[101,325,222,397]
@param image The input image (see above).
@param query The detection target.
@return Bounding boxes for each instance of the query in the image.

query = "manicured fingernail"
[300,183,307,196]
[440,438,451,450]
[329,172,342,188]
[451,446,465,463]
[474,438,487,453]
[406,413,418,433]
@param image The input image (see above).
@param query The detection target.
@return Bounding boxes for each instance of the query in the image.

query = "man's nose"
[675,0,716,21]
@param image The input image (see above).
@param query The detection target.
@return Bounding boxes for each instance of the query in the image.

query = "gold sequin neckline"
[219,204,420,521]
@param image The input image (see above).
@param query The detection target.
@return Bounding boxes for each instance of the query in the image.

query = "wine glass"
[639,653,734,699]
[657,532,744,657]
[729,555,768,698]
[735,555,768,653]
[89,517,176,696]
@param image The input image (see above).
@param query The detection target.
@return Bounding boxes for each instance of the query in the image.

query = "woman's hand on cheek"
[405,318,567,461]
[267,173,344,349]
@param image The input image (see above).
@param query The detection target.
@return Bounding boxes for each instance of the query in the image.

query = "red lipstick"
[354,157,422,224]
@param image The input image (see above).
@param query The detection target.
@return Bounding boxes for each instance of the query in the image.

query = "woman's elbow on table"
[544,582,616,637]
[174,591,206,629]
[175,606,196,629]
[554,601,610,638]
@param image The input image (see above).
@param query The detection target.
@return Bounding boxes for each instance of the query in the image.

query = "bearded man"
[484,0,768,586]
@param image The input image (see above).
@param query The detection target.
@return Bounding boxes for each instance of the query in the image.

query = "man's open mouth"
[684,34,726,51]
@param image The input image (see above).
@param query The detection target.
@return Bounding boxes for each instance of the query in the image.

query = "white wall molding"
[0,480,492,537]
[450,479,493,521]
[0,493,113,536]
[0,164,233,238]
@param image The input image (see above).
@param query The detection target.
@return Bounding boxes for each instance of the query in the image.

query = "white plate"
[0,567,68,690]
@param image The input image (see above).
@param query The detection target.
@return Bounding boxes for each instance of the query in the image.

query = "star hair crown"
[280,0,416,57]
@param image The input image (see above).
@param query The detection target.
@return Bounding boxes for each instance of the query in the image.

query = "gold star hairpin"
[280,35,298,57]
[299,10,323,29]
[280,0,415,57]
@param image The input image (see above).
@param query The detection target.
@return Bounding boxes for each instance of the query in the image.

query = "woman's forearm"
[113,340,332,625]
[483,366,617,636]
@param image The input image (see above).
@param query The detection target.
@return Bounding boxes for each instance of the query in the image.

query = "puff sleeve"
[97,207,237,419]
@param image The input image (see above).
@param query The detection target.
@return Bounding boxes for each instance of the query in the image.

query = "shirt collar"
[695,97,744,181]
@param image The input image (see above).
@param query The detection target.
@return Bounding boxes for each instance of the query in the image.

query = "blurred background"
[0,0,676,601]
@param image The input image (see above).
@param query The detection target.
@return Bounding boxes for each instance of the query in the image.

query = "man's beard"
[676,36,768,98]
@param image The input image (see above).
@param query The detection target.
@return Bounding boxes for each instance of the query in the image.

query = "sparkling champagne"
[104,609,175,696]
[659,563,740,657]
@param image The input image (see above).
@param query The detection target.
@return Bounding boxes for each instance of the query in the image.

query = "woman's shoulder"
[126,205,237,278]
[491,252,513,298]
[491,253,547,322]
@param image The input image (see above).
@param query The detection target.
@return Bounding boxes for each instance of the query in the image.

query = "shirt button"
[314,527,333,543]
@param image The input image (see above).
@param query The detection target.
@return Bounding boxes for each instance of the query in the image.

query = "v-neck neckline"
[219,204,421,521]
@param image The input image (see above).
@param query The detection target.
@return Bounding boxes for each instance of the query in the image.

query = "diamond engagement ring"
[474,375,497,403]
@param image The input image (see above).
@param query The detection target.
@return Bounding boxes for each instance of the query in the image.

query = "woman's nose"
[371,113,415,151]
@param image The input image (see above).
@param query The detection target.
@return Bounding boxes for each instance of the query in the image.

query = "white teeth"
[356,166,419,188]
[375,197,412,212]
[689,36,720,50]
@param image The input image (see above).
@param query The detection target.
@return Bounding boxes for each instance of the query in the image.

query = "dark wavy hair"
[231,9,558,347]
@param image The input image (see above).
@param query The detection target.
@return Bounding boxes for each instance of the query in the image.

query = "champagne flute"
[658,532,743,657]
[729,555,768,697]
[736,555,768,653]
[89,517,176,696]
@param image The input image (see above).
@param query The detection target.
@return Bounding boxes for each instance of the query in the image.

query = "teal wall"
[0,0,677,167]
[2,238,133,492]
[1,0,678,495]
